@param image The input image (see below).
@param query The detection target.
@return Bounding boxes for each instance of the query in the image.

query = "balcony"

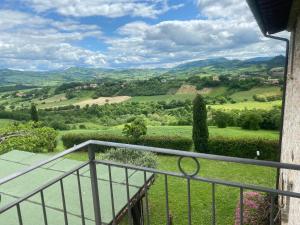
[0,140,300,225]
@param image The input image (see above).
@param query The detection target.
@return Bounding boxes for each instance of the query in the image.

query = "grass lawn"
[56,125,279,151]
[66,152,276,225]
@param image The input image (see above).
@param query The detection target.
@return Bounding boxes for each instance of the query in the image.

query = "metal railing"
[1,140,300,225]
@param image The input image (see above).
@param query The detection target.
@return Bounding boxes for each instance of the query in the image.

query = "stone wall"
[280,14,300,225]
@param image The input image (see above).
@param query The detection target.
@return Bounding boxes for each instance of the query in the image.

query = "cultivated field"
[75,96,131,107]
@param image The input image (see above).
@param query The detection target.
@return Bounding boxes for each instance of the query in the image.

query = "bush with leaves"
[212,110,230,128]
[0,122,57,154]
[239,111,263,130]
[49,120,70,130]
[123,117,147,139]
[98,148,158,168]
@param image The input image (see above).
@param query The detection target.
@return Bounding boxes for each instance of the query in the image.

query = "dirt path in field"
[176,85,212,95]
[76,96,131,107]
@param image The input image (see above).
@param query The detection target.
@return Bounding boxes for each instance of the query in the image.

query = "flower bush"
[235,192,269,225]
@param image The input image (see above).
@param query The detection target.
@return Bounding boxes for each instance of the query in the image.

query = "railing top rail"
[1,139,300,186]
[89,140,300,171]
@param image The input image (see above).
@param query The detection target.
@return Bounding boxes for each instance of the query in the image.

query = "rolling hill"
[0,55,285,86]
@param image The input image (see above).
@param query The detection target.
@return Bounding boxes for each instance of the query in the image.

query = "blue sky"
[0,0,288,71]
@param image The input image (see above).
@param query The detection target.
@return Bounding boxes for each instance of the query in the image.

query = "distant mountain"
[0,55,285,86]
[175,55,285,70]
[162,55,285,78]
[0,68,166,86]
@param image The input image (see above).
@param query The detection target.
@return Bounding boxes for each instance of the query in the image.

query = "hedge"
[208,136,279,161]
[61,133,193,151]
[62,133,279,161]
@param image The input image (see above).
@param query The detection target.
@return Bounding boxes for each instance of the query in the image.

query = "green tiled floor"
[0,150,153,225]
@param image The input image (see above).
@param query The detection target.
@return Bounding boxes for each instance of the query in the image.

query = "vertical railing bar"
[143,171,150,225]
[16,203,23,225]
[270,195,275,225]
[108,165,116,225]
[240,187,244,225]
[187,178,192,225]
[40,190,48,225]
[164,175,170,225]
[76,170,86,225]
[88,145,102,225]
[212,183,216,225]
[125,168,133,225]
[60,179,69,225]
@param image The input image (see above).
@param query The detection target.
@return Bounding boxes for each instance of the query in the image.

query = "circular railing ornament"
[177,156,200,177]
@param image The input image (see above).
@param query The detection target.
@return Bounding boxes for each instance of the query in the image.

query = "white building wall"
[280,14,300,225]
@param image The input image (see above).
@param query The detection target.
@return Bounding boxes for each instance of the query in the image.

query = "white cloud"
[106,18,286,68]
[195,0,253,20]
[25,0,183,18]
[0,10,107,70]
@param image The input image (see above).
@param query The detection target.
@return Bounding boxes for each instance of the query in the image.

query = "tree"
[30,103,38,122]
[192,95,209,152]
[0,122,57,154]
[123,117,147,140]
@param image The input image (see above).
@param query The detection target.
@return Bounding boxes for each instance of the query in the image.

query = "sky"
[0,0,289,71]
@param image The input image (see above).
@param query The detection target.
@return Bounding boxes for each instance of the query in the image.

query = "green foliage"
[54,82,82,94]
[30,104,38,122]
[98,148,158,168]
[49,120,70,130]
[0,122,57,154]
[239,111,263,130]
[208,137,279,161]
[0,110,30,121]
[122,117,147,139]
[260,107,281,130]
[65,90,77,99]
[253,94,282,102]
[62,133,193,151]
[212,110,230,128]
[193,95,209,152]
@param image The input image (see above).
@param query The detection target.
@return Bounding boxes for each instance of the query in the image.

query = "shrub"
[61,133,193,151]
[49,120,70,130]
[98,148,158,168]
[208,137,279,161]
[235,192,270,225]
[212,110,230,128]
[122,117,147,139]
[239,111,263,130]
[260,108,281,130]
[79,124,87,129]
[193,95,209,152]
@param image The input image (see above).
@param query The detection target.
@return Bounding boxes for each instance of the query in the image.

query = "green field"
[65,152,276,225]
[210,100,281,110]
[59,125,279,140]
[56,125,279,151]
[230,87,281,101]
